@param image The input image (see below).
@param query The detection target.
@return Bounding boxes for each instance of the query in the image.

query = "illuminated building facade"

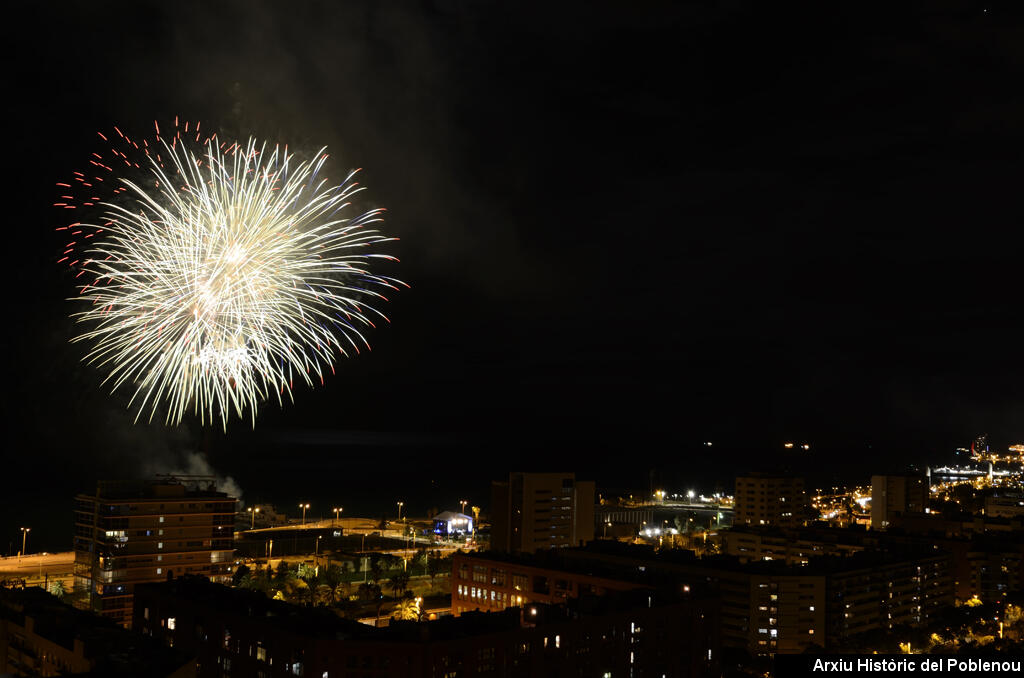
[870,473,928,529]
[733,474,806,528]
[558,542,952,655]
[450,551,641,615]
[490,472,595,553]
[72,477,236,628]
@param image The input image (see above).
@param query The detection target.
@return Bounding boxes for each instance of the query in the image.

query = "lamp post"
[19,527,29,563]
[247,506,260,530]
[460,499,467,515]
[299,503,310,527]
[332,507,342,527]
[397,501,404,523]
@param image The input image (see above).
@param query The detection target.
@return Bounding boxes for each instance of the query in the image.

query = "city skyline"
[2,3,1024,673]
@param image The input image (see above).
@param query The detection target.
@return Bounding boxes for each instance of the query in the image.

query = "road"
[0,551,75,590]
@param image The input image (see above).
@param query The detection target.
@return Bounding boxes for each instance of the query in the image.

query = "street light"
[397,501,404,522]
[332,507,343,527]
[299,503,310,527]
[460,499,467,515]
[247,506,260,530]
[19,527,30,563]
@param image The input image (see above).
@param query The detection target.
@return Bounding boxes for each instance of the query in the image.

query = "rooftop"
[77,477,234,501]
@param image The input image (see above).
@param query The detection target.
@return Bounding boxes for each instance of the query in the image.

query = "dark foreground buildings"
[73,477,237,627]
[134,575,720,678]
[0,586,195,677]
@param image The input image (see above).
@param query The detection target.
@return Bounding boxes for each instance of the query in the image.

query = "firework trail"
[56,119,404,428]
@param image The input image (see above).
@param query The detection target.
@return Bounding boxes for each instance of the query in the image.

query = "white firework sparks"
[63,126,403,428]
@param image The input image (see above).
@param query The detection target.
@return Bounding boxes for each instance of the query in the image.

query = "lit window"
[167,617,176,630]
[156,567,162,575]
[159,516,165,523]
[158,542,163,549]
[809,606,815,611]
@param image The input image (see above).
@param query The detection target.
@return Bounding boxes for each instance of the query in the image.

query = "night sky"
[3,1,1023,551]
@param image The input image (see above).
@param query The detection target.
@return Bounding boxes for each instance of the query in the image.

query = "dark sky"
[3,1,1023,550]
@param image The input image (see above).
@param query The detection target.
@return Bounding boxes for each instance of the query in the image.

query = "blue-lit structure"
[432,511,473,537]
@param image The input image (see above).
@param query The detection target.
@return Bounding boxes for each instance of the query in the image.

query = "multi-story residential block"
[490,473,595,553]
[734,474,805,528]
[870,473,928,529]
[73,477,236,628]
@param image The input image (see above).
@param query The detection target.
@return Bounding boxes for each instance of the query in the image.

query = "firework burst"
[56,120,404,428]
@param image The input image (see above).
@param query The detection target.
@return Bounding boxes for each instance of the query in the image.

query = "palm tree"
[389,571,410,599]
[392,596,421,621]
[48,580,66,600]
[368,558,384,585]
[427,554,445,590]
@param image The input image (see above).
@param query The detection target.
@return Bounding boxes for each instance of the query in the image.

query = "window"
[158,542,163,549]
[156,567,162,575]
[159,516,165,523]
[257,643,266,662]
[167,617,176,630]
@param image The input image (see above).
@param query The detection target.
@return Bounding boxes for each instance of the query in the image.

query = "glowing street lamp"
[397,501,404,522]
[19,527,30,562]
[247,506,260,529]
[460,499,467,515]
[299,503,310,527]
[332,507,343,527]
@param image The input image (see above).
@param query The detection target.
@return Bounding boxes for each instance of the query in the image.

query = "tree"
[428,557,444,589]
[413,548,429,575]
[297,562,317,581]
[332,581,350,604]
[357,582,385,626]
[369,558,384,584]
[357,582,381,603]
[315,584,334,606]
[48,580,66,600]
[392,596,421,621]
[277,577,309,605]
[389,571,410,599]
[274,561,293,586]
[232,564,251,587]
